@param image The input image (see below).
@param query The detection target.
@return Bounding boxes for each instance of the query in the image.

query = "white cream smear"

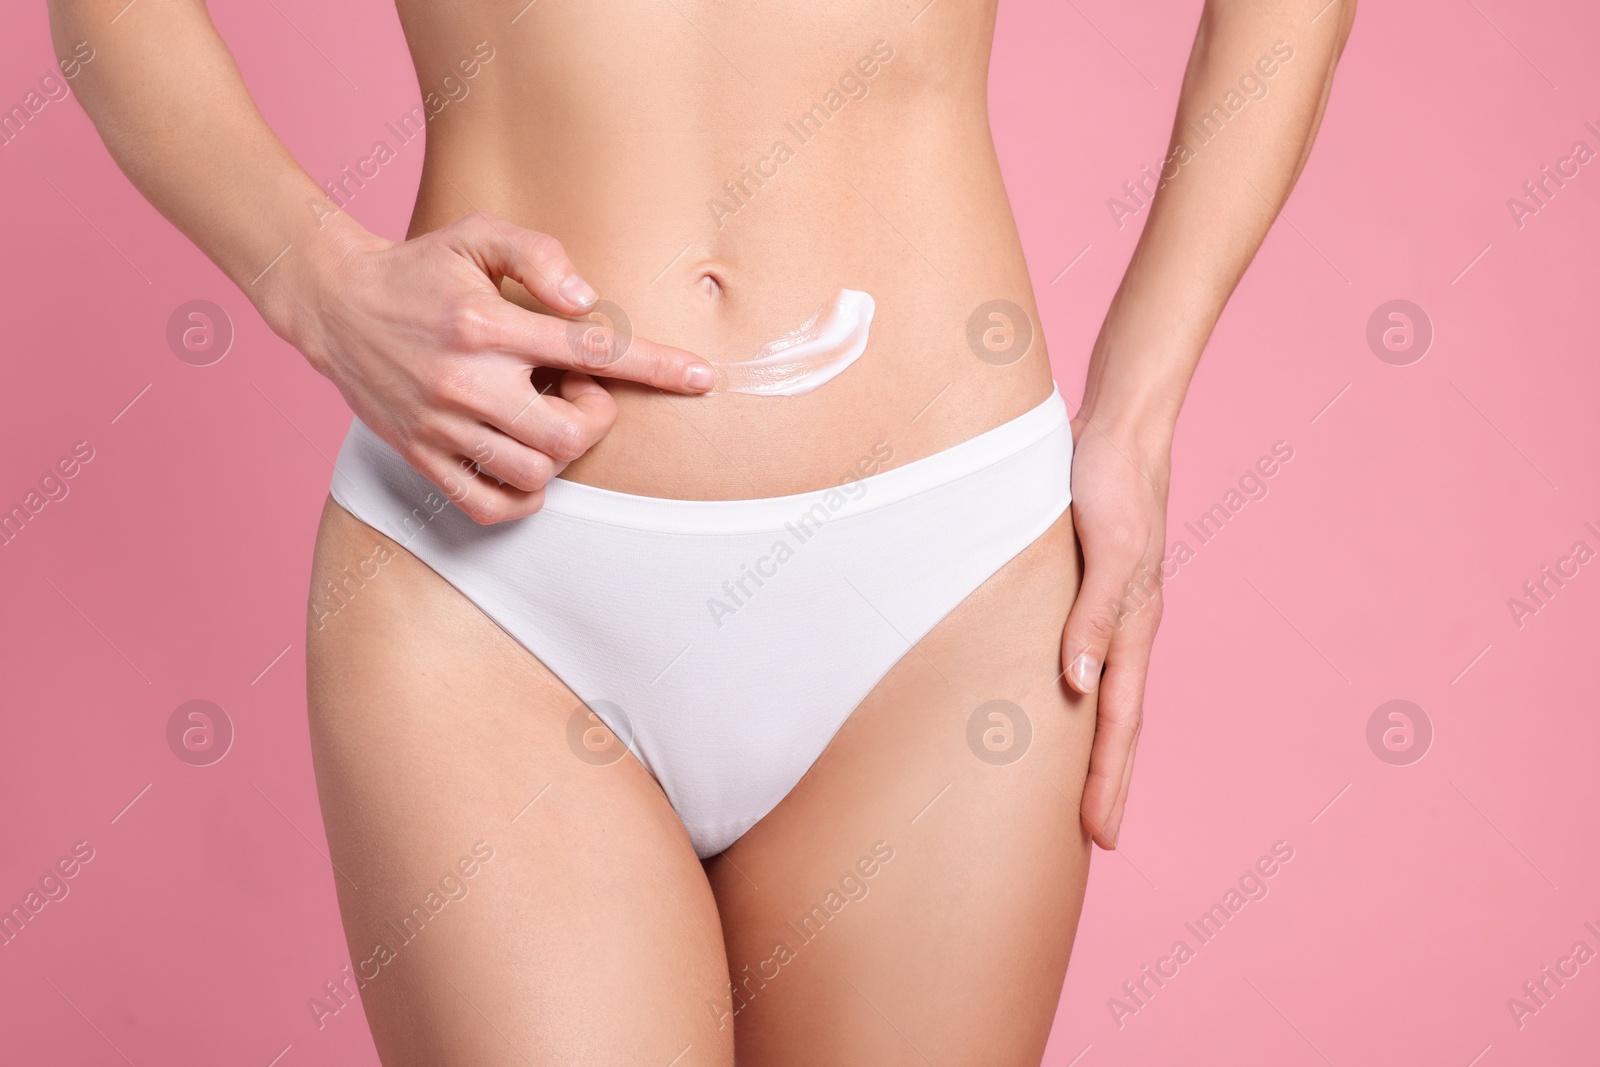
[710,289,875,396]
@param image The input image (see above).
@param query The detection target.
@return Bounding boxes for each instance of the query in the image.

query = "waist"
[399,96,1047,498]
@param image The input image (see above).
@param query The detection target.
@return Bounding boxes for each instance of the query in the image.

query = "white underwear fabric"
[327,386,1073,857]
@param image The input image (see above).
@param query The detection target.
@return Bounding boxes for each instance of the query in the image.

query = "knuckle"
[524,230,565,266]
[468,493,505,525]
[1115,583,1161,626]
[545,419,588,462]
[1083,608,1120,642]
[635,347,668,384]
[449,211,486,245]
[446,300,498,351]
[1102,523,1144,556]
[519,450,555,488]
[434,465,470,504]
[422,361,474,406]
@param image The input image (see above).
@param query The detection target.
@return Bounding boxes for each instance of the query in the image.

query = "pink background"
[3,0,1597,1063]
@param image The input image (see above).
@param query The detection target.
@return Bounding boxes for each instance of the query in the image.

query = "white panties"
[327,386,1073,857]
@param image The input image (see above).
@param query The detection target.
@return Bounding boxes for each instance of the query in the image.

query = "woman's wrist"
[1076,353,1186,468]
[249,204,388,375]
[1076,257,1222,465]
[1076,397,1177,465]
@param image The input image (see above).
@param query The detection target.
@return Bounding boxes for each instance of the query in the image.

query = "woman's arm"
[46,0,357,335]
[47,0,713,522]
[1064,0,1358,848]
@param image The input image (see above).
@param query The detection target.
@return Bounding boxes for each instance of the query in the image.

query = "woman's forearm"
[49,0,720,524]
[1080,0,1358,453]
[46,0,366,353]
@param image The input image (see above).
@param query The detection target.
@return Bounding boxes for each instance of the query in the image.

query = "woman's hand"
[281,211,715,524]
[1060,413,1172,850]
[1056,0,1356,848]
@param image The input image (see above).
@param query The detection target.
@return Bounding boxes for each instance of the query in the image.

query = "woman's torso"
[395,0,1052,498]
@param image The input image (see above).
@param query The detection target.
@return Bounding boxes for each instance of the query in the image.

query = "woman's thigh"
[707,508,1095,1066]
[305,497,734,1067]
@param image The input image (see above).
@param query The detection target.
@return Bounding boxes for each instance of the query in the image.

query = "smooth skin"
[307,494,1091,1065]
[53,0,1355,1060]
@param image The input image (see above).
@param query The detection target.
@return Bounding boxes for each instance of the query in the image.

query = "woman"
[51,0,1354,1062]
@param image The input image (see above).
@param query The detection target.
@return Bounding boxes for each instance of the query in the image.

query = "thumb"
[556,370,615,420]
[1061,562,1129,694]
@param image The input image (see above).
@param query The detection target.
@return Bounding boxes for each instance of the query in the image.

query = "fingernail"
[560,275,599,308]
[684,363,715,391]
[1104,809,1124,846]
[1069,652,1101,692]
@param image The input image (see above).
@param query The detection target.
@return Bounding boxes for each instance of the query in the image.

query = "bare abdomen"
[395,0,1052,498]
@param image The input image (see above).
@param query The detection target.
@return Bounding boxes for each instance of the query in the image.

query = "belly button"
[698,271,725,299]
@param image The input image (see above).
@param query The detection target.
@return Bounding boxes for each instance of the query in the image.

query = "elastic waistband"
[539,385,1069,534]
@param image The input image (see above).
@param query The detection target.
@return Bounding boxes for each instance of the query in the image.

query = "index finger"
[566,316,717,394]
[488,300,715,395]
